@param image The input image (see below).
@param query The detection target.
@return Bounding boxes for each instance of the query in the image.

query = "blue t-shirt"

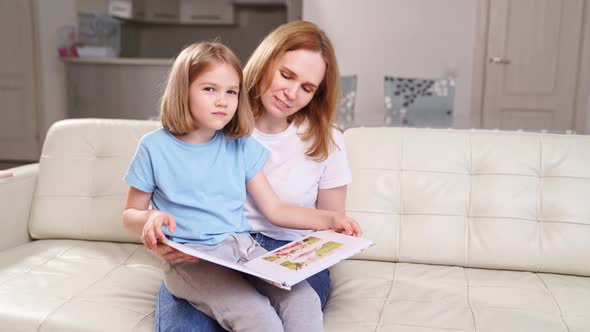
[125,128,269,245]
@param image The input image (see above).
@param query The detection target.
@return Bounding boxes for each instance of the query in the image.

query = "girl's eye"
[203,87,215,92]
[302,86,312,93]
[280,71,291,79]
[227,90,238,95]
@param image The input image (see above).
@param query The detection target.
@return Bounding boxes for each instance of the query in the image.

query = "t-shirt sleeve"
[124,142,156,193]
[243,136,270,180]
[319,129,353,189]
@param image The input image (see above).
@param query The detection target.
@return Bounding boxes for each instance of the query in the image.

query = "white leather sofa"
[1,119,589,332]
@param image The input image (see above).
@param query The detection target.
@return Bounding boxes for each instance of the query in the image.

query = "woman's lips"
[274,96,291,110]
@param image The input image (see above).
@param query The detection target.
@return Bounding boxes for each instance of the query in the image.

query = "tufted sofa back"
[345,127,590,276]
[28,120,590,276]
[29,119,160,243]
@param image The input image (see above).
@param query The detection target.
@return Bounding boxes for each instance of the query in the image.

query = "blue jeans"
[155,233,332,332]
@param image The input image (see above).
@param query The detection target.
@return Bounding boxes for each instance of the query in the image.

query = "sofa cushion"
[324,261,590,332]
[3,240,588,332]
[29,119,160,243]
[345,128,590,277]
[0,240,162,332]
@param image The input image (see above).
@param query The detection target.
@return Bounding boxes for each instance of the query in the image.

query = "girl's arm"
[122,186,153,235]
[122,186,178,249]
[246,171,361,236]
[123,187,195,263]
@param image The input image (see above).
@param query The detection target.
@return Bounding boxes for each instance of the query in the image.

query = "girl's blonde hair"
[243,21,340,161]
[161,42,253,138]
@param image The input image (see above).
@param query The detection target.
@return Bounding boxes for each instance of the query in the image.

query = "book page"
[260,235,344,271]
[244,230,373,287]
[161,230,373,289]
[160,239,291,290]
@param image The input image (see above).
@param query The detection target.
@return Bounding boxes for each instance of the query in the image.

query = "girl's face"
[260,49,326,121]
[188,63,240,132]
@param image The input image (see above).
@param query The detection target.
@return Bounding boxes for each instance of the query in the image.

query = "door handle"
[489,56,511,65]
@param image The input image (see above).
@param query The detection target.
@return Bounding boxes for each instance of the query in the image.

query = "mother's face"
[260,49,326,121]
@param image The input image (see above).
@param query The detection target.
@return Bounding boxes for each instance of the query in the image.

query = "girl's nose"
[215,95,228,108]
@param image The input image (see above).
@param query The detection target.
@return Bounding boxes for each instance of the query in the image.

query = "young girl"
[122,42,360,332]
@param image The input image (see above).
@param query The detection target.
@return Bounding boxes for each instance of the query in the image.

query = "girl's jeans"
[155,233,332,332]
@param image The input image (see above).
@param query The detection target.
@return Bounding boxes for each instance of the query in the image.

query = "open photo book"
[162,230,374,290]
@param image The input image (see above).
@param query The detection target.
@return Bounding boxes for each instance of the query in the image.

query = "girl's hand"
[330,213,363,237]
[151,244,199,264]
[142,210,176,249]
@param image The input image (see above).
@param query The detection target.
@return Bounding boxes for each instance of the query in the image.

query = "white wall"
[303,0,478,128]
[34,0,77,139]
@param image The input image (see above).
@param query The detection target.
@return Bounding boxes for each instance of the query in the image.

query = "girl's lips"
[211,112,227,117]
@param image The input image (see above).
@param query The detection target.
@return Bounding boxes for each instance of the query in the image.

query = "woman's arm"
[246,171,360,235]
[316,185,347,212]
[317,186,361,236]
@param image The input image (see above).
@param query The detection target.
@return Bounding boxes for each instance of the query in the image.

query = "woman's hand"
[330,213,362,237]
[151,244,199,264]
[142,210,176,249]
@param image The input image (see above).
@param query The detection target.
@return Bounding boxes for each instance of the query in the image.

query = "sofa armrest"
[0,164,38,250]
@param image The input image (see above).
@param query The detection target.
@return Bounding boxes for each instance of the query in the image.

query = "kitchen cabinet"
[64,58,170,121]
[109,0,234,25]
[180,0,234,25]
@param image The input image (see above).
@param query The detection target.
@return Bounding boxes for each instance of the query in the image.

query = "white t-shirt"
[244,122,352,241]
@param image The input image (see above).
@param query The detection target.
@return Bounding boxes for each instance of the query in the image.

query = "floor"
[0,161,31,170]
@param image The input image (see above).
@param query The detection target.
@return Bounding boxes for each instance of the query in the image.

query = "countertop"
[62,57,172,66]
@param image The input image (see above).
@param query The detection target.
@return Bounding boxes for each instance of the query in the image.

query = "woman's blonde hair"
[243,21,340,161]
[160,41,253,138]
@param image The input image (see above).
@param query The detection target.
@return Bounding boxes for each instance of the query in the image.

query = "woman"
[154,20,351,331]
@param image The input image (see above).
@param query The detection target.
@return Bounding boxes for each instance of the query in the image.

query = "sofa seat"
[325,260,590,332]
[0,240,162,332]
[3,239,589,332]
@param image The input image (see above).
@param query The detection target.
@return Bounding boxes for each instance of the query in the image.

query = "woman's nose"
[283,83,298,100]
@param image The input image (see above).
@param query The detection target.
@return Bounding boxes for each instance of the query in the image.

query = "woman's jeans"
[155,233,332,332]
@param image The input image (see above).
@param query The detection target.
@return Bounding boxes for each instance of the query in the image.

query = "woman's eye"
[280,72,290,79]
[302,86,313,93]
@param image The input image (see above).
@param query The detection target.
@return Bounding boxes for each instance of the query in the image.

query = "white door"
[0,0,39,160]
[482,0,584,131]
